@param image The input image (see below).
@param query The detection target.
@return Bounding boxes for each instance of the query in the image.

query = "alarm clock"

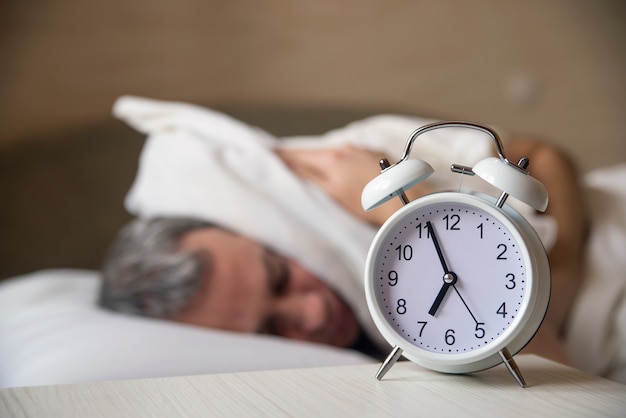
[361,121,550,387]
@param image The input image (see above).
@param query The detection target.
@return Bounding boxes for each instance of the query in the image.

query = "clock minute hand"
[427,221,449,273]
[426,221,457,316]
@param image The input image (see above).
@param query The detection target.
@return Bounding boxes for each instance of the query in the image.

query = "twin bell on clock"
[361,121,551,388]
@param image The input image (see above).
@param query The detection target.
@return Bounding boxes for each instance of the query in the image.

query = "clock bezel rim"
[364,191,551,374]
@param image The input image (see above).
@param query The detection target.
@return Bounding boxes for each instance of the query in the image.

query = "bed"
[1,99,625,388]
[0,103,389,388]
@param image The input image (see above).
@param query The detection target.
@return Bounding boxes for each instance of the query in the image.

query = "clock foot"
[499,347,527,388]
[375,346,404,380]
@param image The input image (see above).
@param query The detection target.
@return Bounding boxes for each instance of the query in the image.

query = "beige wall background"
[1,0,624,171]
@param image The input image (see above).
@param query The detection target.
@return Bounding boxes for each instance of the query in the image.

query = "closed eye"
[264,251,289,295]
[258,250,290,335]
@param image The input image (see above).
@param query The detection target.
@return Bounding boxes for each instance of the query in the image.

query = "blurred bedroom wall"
[1,0,624,171]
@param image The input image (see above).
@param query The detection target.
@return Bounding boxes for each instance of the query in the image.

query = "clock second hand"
[425,221,482,323]
[452,285,480,325]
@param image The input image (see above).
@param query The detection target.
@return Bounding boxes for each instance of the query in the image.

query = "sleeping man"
[99,97,588,369]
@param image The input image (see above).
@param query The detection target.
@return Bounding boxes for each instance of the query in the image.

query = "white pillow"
[0,270,374,388]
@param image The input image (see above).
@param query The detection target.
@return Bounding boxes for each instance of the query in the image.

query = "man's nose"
[274,291,328,337]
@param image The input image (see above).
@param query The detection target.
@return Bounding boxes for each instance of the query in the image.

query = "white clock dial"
[365,192,549,374]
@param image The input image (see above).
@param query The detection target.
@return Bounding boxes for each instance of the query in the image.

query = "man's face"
[173,228,360,348]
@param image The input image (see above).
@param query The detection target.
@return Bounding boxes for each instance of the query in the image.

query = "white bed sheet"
[0,270,373,388]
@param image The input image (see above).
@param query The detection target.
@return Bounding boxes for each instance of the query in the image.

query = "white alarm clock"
[361,121,551,387]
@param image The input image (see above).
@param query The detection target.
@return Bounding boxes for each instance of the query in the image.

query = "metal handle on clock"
[397,121,508,164]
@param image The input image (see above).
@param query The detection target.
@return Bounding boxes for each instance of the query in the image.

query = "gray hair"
[99,217,216,318]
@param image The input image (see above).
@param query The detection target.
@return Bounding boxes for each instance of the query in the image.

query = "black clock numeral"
[388,270,399,286]
[474,322,485,339]
[415,223,431,239]
[443,214,460,231]
[395,245,413,261]
[396,299,407,315]
[497,302,508,318]
[477,223,484,239]
[417,321,427,337]
[445,329,456,345]
[505,273,516,289]
[496,243,508,260]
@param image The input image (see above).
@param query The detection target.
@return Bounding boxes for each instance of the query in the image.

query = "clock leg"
[499,347,527,388]
[375,345,404,380]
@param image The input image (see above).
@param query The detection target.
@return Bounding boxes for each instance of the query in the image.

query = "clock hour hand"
[426,221,457,316]
[428,273,457,316]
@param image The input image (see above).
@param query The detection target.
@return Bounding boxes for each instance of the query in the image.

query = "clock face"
[365,193,542,369]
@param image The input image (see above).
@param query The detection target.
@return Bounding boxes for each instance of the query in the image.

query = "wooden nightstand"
[1,355,624,417]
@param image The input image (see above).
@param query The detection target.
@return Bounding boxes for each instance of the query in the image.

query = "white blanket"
[113,96,626,382]
[114,96,511,350]
[565,164,626,383]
